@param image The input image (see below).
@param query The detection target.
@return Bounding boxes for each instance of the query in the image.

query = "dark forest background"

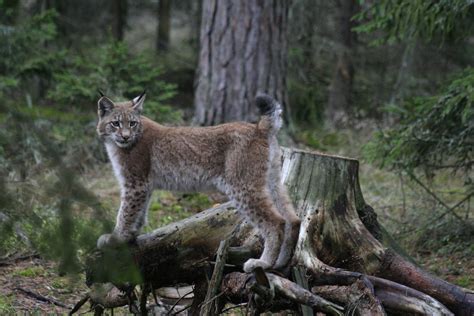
[0,0,472,312]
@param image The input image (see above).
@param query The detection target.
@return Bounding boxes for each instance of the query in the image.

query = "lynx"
[96,92,301,272]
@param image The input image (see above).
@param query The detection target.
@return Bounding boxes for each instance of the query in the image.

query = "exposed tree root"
[312,280,385,315]
[220,270,344,315]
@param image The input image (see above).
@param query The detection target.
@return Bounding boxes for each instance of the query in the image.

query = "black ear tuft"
[98,89,105,97]
[132,90,146,113]
[98,96,115,117]
[134,90,146,103]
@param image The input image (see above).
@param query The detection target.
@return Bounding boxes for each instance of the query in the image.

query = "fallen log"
[85,148,474,315]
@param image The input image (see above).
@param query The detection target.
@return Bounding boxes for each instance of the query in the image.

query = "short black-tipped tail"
[256,94,278,116]
[255,93,283,133]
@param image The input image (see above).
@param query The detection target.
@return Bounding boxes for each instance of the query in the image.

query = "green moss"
[149,201,162,212]
[13,266,47,278]
[51,277,67,289]
[455,275,474,288]
[0,295,14,314]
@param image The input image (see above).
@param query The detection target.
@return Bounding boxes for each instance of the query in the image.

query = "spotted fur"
[96,93,301,272]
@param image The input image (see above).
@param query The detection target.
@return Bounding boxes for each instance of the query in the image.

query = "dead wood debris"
[15,287,71,309]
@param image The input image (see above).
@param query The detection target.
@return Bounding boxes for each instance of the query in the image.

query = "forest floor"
[1,128,472,314]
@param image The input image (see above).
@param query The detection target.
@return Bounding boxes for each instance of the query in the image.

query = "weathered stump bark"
[85,148,474,315]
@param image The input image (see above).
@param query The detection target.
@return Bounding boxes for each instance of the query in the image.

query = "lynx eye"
[129,121,138,127]
[111,121,120,128]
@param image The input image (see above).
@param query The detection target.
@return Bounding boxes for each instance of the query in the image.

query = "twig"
[69,295,90,315]
[208,261,237,268]
[166,290,194,315]
[201,235,233,315]
[431,192,473,222]
[425,162,474,169]
[466,195,470,219]
[220,302,248,313]
[171,304,191,316]
[199,292,224,308]
[406,171,466,223]
[0,252,40,266]
[398,192,473,236]
[15,287,71,309]
[399,173,407,217]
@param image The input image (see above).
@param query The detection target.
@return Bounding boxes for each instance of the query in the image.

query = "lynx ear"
[132,90,146,113]
[98,96,115,118]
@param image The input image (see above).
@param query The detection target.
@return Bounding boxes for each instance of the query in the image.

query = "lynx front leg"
[97,182,151,249]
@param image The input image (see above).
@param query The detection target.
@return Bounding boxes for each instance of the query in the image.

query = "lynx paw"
[243,258,272,273]
[97,233,125,249]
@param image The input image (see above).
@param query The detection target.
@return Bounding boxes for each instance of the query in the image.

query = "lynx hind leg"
[233,189,286,273]
[267,155,301,269]
[272,185,301,269]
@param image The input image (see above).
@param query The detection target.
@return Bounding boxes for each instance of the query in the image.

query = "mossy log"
[85,148,474,315]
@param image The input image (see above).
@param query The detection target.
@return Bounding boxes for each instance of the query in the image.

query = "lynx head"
[96,91,146,148]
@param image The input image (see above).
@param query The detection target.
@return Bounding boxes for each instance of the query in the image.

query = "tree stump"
[85,148,474,315]
[280,149,472,315]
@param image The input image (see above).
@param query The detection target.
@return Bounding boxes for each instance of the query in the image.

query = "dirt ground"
[0,256,88,314]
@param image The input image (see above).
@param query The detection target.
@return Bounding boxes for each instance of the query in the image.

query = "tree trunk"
[157,0,171,52]
[111,0,127,42]
[326,0,358,128]
[194,0,289,126]
[86,148,474,315]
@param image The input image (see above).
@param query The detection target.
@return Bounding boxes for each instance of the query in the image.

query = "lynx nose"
[121,130,130,140]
